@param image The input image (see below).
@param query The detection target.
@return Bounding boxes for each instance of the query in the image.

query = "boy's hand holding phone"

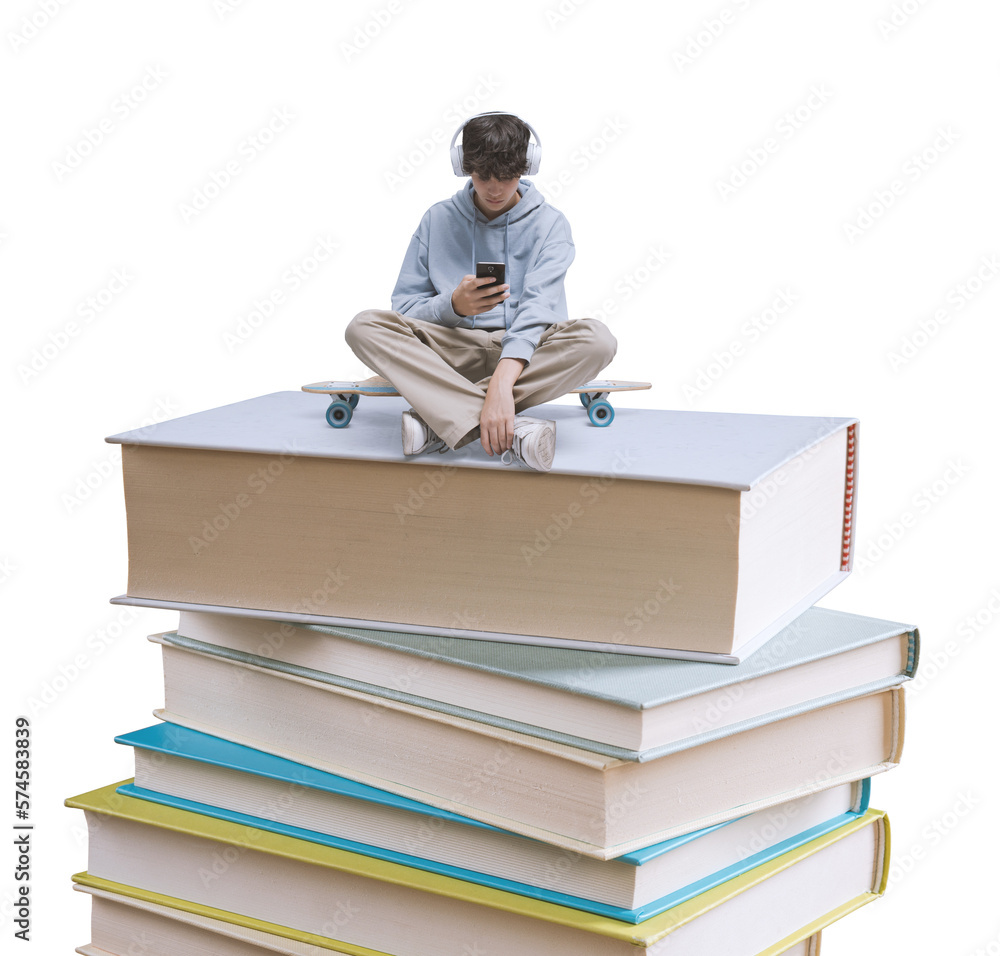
[452,262,509,317]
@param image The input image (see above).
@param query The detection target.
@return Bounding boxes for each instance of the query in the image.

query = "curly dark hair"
[460,113,531,181]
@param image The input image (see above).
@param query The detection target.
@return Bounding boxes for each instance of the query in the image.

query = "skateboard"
[302,376,651,428]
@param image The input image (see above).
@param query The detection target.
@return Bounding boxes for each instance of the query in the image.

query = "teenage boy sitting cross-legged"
[345,111,616,472]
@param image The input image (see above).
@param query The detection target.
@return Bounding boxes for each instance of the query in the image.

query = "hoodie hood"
[390,178,575,363]
[450,178,547,227]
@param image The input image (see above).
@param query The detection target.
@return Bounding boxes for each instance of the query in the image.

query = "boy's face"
[469,172,521,220]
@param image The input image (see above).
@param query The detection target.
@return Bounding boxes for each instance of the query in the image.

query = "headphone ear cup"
[451,144,464,177]
[524,142,541,176]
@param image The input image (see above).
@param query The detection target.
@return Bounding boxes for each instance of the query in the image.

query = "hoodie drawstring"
[502,218,510,329]
[470,211,511,330]
[470,218,477,330]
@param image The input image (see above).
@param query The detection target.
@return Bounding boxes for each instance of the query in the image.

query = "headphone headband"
[450,112,542,177]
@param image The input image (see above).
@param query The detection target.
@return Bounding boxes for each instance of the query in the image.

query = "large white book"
[108,391,858,661]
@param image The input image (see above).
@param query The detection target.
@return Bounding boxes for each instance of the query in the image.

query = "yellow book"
[68,781,887,955]
[72,880,824,956]
[72,881,387,956]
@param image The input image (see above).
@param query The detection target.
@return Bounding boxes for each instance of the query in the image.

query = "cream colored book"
[68,781,884,955]
[73,882,823,955]
[107,391,858,661]
[150,633,905,856]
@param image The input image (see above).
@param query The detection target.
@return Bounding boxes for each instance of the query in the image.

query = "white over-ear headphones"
[450,112,542,177]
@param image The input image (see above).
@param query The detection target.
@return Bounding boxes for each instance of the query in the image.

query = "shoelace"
[501,436,527,467]
[501,423,539,467]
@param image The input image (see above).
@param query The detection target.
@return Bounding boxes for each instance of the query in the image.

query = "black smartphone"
[476,261,506,297]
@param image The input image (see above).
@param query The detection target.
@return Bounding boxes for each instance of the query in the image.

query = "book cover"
[150,633,905,853]
[114,724,873,921]
[72,880,823,956]
[107,391,858,660]
[67,781,887,953]
[161,606,918,756]
[73,880,387,956]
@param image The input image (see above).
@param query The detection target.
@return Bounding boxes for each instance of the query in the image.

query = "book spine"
[855,777,871,814]
[888,687,905,764]
[875,810,891,895]
[841,422,858,571]
[906,627,920,677]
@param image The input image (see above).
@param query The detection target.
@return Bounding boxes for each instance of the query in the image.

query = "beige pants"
[345,310,617,449]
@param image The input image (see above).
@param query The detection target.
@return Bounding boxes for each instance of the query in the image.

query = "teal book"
[165,606,918,759]
[116,722,871,923]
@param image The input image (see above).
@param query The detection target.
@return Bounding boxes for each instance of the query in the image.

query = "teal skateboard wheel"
[326,400,353,428]
[587,400,614,427]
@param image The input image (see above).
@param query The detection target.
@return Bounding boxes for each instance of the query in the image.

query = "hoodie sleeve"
[390,224,463,325]
[500,235,575,364]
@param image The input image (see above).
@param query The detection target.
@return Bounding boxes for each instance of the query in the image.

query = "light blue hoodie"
[391,179,574,364]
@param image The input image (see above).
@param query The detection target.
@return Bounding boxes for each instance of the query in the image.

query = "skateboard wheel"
[587,400,614,427]
[579,392,593,408]
[347,393,360,409]
[326,400,353,428]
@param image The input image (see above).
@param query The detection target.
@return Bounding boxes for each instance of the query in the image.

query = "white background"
[3,0,999,952]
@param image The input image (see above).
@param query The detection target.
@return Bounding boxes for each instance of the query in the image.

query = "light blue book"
[148,622,907,853]
[116,722,871,924]
[165,606,918,760]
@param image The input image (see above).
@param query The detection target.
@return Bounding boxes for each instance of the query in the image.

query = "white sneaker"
[502,416,556,472]
[401,409,447,456]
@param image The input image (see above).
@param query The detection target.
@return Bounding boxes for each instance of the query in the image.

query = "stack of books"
[68,390,917,956]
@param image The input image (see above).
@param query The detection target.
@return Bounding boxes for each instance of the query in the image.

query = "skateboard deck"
[302,377,651,428]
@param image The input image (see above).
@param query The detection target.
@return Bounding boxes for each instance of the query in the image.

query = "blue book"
[116,722,871,924]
